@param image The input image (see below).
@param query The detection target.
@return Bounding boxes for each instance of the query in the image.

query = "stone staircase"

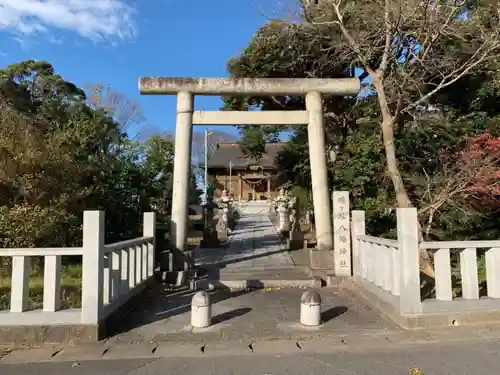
[195,201,314,289]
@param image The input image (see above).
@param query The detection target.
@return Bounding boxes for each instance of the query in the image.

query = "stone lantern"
[220,190,231,227]
[288,196,299,230]
[200,190,219,248]
[216,190,230,242]
[227,192,235,229]
[276,189,290,233]
[287,196,303,250]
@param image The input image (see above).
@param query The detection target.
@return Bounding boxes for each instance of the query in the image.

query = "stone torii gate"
[139,77,360,258]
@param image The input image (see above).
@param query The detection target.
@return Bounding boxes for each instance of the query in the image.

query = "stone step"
[217,272,310,280]
[214,279,314,289]
[192,278,315,290]
[218,265,309,273]
[218,269,310,282]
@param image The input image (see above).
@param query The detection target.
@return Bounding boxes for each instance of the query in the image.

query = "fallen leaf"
[72,362,81,367]
[409,368,423,375]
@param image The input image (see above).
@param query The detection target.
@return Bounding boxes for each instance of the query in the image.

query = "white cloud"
[0,0,136,42]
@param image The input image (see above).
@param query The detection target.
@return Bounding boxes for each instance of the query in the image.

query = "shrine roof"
[207,142,286,169]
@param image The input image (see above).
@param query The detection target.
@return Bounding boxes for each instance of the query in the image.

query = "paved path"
[195,201,310,283]
[216,212,295,270]
[3,338,500,374]
[104,286,398,344]
[99,203,394,343]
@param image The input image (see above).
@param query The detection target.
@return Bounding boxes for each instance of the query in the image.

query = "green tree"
[0,60,177,276]
[224,1,500,275]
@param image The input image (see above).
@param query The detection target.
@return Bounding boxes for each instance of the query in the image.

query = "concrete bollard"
[300,290,322,326]
[191,291,212,328]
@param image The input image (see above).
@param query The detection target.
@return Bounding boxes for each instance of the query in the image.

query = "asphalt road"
[0,339,497,375]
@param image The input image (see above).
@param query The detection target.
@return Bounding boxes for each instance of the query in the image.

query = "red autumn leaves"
[460,130,500,206]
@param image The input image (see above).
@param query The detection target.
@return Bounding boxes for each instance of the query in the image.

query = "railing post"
[121,247,130,294]
[486,247,500,298]
[396,207,422,314]
[82,210,105,324]
[135,243,142,285]
[10,256,29,312]
[129,245,137,289]
[43,255,61,311]
[351,210,365,277]
[143,212,156,278]
[111,250,121,301]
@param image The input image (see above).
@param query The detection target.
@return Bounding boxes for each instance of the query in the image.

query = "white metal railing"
[0,211,155,326]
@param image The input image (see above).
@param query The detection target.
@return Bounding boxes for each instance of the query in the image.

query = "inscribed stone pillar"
[170,92,194,252]
[333,191,351,276]
[306,91,333,250]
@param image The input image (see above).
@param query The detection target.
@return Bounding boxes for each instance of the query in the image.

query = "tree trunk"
[373,77,436,278]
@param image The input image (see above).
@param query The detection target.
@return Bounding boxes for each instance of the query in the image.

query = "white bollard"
[300,290,322,326]
[191,291,212,328]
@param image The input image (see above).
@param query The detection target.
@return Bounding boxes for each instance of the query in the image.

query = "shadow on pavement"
[231,222,270,231]
[211,232,291,268]
[212,307,252,324]
[214,248,292,269]
[322,306,348,323]
[106,283,258,337]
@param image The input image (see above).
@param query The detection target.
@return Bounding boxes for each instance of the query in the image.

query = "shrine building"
[206,142,288,201]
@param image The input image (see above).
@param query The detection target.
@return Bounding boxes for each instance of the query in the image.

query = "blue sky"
[0,0,282,139]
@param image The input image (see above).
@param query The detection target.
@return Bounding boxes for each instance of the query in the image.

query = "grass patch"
[0,263,82,311]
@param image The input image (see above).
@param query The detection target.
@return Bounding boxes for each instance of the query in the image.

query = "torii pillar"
[139,77,360,259]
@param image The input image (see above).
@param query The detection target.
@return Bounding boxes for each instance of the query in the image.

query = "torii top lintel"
[138,77,360,96]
